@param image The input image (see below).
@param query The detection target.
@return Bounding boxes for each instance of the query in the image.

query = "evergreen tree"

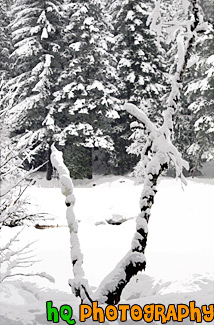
[3,0,65,179]
[110,0,166,174]
[175,28,214,175]
[54,0,120,178]
[0,0,12,94]
[114,0,165,112]
[173,0,214,176]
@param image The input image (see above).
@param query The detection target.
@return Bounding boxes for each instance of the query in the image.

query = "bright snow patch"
[0,175,213,324]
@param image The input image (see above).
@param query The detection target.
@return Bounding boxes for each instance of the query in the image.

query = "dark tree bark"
[46,142,53,181]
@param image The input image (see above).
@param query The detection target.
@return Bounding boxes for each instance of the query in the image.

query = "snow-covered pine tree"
[110,0,166,175]
[54,0,120,178]
[174,3,214,175]
[114,0,165,109]
[0,0,13,98]
[3,0,65,179]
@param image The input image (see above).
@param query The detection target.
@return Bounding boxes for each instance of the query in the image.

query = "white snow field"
[0,174,214,324]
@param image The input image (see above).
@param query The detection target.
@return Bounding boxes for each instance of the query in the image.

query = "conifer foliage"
[4,0,65,178]
[1,0,213,180]
[109,0,166,175]
[173,3,214,175]
[189,32,213,172]
[0,0,12,82]
[54,0,120,177]
[114,0,164,112]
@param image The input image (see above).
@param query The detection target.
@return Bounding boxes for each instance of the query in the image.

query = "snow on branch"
[125,0,204,184]
[0,228,54,283]
[94,251,146,305]
[0,130,48,228]
[50,145,92,302]
[124,103,157,136]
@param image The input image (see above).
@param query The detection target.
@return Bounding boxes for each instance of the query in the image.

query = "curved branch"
[124,103,157,136]
[50,145,92,302]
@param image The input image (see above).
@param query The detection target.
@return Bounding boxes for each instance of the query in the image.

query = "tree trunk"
[46,142,53,181]
[94,161,168,305]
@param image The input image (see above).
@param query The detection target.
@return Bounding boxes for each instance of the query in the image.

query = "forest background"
[0,0,213,181]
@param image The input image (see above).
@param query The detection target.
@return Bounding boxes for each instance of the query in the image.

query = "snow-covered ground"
[0,174,214,324]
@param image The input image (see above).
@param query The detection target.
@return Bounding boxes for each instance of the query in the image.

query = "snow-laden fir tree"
[0,0,12,90]
[174,1,214,175]
[174,30,214,175]
[3,0,65,179]
[110,0,166,175]
[114,0,165,109]
[53,0,120,178]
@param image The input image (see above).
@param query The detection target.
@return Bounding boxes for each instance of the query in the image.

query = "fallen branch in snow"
[34,223,61,229]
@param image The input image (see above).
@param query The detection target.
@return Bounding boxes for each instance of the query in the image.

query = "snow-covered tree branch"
[50,145,92,303]
[0,228,55,283]
[0,130,47,228]
[92,0,209,305]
